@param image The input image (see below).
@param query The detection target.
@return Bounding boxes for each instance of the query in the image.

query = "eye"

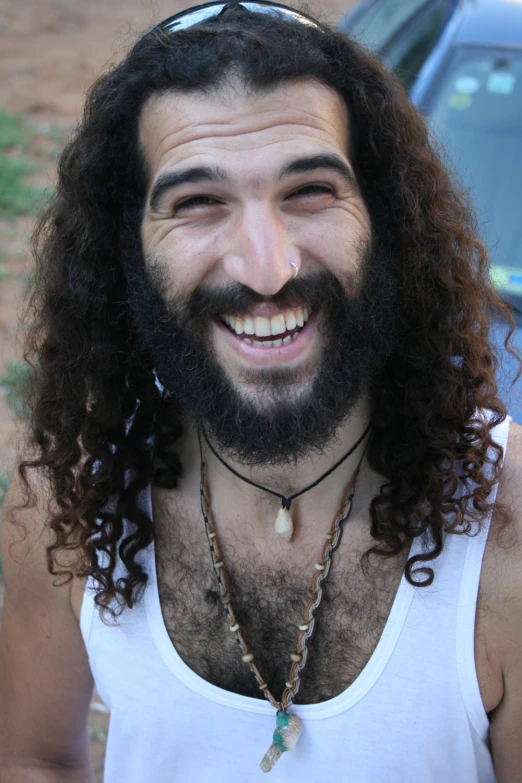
[289,184,335,199]
[175,195,220,212]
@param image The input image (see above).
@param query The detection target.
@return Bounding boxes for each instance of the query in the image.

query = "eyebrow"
[148,165,230,212]
[148,153,358,212]
[280,154,358,192]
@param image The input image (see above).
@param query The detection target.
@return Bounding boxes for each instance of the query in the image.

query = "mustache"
[181,270,349,323]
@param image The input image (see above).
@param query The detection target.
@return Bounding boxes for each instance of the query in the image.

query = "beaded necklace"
[198,435,368,773]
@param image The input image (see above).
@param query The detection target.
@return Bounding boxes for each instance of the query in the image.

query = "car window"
[383,0,453,91]
[347,0,430,52]
[425,47,522,306]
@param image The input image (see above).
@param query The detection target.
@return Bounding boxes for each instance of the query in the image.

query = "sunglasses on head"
[141,0,322,39]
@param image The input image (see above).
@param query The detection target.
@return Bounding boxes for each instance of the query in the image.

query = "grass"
[0,474,8,506]
[0,109,46,218]
[0,111,32,154]
[0,359,31,417]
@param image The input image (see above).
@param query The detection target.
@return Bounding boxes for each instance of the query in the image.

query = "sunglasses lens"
[163,4,227,32]
[161,1,319,34]
[239,3,318,26]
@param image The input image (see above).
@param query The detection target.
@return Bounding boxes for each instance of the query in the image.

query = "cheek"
[298,212,371,277]
[143,228,216,298]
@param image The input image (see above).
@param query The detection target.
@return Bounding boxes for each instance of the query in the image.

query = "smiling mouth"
[219,306,312,348]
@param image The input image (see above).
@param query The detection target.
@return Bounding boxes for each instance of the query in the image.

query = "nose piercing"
[290,261,298,279]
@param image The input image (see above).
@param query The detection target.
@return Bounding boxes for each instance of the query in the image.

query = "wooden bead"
[290,653,302,663]
[242,653,254,663]
[208,531,217,539]
[229,623,240,632]
[259,683,268,690]
[285,681,295,688]
[220,593,231,604]
[315,562,325,571]
[326,533,333,540]
[298,624,309,631]
[214,561,224,569]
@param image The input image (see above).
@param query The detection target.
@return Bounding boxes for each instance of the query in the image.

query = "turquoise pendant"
[259,710,302,773]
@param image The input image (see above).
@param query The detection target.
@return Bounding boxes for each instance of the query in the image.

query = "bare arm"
[0,468,95,782]
[487,422,522,782]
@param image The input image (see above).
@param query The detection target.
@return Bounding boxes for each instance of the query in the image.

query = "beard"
[126,238,398,467]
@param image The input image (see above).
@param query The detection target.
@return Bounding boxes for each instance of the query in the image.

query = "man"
[1,2,522,780]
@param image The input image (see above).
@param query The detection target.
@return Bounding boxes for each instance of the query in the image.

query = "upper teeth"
[221,307,311,337]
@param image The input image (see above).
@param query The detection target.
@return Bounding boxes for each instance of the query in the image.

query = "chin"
[231,372,315,411]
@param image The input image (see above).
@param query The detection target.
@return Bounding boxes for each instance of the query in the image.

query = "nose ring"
[290,261,298,279]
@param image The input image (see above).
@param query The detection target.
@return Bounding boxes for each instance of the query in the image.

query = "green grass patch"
[0,109,45,218]
[0,474,8,506]
[0,111,32,154]
[0,156,42,218]
[0,359,31,417]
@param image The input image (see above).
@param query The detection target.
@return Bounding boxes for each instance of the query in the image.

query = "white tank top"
[80,416,510,783]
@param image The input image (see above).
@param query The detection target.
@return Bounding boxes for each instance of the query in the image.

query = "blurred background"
[0,0,520,779]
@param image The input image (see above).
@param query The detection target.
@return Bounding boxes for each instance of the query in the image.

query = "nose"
[221,204,300,295]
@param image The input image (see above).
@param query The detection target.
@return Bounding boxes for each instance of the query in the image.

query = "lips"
[219,306,312,348]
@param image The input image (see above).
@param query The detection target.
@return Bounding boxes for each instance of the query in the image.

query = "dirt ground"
[0,0,354,778]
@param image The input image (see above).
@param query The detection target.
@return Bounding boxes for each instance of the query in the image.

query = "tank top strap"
[456,413,511,737]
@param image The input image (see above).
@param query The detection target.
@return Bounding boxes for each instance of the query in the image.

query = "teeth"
[221,306,312,338]
[254,316,271,337]
[285,311,297,331]
[270,314,286,336]
[282,335,292,345]
[272,338,283,347]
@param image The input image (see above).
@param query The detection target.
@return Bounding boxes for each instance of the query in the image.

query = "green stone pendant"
[259,710,302,773]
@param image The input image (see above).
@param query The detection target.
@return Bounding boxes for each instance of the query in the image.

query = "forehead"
[138,78,352,182]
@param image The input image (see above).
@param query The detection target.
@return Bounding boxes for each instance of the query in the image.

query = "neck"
[174,398,372,542]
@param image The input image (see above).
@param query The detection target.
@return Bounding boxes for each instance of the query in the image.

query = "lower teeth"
[245,332,299,348]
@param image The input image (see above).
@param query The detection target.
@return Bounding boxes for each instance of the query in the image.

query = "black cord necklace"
[198,420,372,542]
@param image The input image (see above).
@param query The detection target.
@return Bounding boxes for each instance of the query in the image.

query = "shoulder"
[479,421,522,776]
[0,463,82,618]
[496,419,522,511]
[479,419,522,590]
[482,420,522,625]
[0,465,95,770]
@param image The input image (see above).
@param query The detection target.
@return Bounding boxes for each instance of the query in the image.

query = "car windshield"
[349,0,429,52]
[425,46,522,310]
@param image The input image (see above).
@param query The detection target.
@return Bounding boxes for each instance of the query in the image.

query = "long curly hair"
[18,3,520,617]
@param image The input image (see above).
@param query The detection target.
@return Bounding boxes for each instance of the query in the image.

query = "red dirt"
[0,0,354,778]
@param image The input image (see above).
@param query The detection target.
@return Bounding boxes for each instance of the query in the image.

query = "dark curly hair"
[18,3,520,618]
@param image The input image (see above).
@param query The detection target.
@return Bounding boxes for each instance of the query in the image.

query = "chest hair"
[154,506,406,705]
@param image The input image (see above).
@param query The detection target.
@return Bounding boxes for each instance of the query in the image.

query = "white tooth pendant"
[274,502,293,542]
